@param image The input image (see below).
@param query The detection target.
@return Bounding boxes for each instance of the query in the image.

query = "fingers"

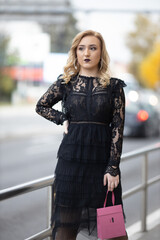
[104,173,119,191]
[108,179,119,191]
[63,120,69,134]
[114,180,119,188]
[103,175,108,186]
[108,181,113,191]
[64,129,68,134]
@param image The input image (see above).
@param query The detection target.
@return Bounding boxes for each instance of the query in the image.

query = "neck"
[79,68,99,77]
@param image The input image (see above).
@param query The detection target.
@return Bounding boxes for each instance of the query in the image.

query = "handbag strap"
[103,190,115,207]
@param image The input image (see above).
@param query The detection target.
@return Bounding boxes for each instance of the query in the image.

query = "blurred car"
[118,73,160,137]
[139,88,160,113]
[124,93,160,138]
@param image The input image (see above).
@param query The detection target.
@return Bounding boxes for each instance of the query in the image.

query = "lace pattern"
[105,79,126,175]
[36,78,67,125]
[104,166,120,176]
[36,75,126,176]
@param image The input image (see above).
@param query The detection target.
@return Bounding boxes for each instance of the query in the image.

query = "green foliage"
[0,74,16,100]
[0,34,10,66]
[7,49,20,66]
[0,33,19,102]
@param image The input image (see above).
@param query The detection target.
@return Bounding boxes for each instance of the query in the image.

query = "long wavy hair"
[62,30,111,87]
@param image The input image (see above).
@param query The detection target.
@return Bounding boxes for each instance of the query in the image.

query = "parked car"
[119,73,160,137]
[124,95,160,137]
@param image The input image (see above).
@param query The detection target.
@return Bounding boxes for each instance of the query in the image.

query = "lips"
[84,59,91,62]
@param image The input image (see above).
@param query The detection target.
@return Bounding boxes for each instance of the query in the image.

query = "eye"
[90,46,97,51]
[78,47,84,51]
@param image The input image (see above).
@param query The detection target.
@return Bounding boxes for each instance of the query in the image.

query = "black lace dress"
[36,74,126,239]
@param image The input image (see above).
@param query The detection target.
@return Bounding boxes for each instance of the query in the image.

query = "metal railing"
[0,175,54,240]
[0,142,160,240]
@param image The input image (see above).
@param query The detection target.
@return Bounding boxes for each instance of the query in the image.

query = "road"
[0,105,160,240]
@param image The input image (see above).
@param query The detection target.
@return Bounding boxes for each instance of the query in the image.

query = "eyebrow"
[78,44,97,47]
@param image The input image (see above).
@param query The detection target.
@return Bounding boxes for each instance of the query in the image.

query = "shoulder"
[57,74,76,85]
[57,74,65,84]
[110,77,127,89]
[53,74,67,90]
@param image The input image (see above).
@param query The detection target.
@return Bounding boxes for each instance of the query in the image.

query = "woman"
[36,30,128,240]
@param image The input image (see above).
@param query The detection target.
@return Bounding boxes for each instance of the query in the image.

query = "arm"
[35,77,67,125]
[106,84,125,175]
[104,80,126,190]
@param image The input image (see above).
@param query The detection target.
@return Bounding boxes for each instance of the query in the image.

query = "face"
[76,35,101,74]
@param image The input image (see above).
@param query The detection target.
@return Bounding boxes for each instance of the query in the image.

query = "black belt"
[70,121,107,126]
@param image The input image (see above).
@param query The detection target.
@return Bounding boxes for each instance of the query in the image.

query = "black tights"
[55,231,128,240]
[53,206,81,240]
[55,227,78,240]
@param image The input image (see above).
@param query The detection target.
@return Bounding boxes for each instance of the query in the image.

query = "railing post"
[47,185,53,240]
[141,153,148,232]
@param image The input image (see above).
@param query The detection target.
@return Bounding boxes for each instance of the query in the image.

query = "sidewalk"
[77,224,160,240]
[138,224,160,240]
[0,104,63,140]
[129,224,160,240]
[127,209,160,240]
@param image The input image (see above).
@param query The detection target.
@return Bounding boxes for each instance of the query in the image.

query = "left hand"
[63,120,69,134]
[103,173,119,191]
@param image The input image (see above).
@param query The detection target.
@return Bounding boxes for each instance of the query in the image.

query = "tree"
[139,43,160,89]
[0,33,19,102]
[41,2,79,53]
[126,14,160,86]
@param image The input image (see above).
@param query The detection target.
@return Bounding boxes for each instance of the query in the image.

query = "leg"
[54,206,82,240]
[56,227,77,240]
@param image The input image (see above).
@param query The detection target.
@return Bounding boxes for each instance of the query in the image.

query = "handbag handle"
[103,191,115,207]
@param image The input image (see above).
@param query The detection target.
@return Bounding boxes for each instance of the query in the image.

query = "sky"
[71,0,160,63]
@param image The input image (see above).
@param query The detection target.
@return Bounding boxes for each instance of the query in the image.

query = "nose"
[84,48,90,56]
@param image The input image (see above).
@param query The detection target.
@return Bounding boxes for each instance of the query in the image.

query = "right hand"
[63,120,69,134]
[103,173,119,192]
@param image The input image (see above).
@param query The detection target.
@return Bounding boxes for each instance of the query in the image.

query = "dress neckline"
[78,74,99,79]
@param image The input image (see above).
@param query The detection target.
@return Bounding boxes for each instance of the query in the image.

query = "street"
[0,106,160,240]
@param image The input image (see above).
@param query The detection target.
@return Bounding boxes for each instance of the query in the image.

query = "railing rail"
[0,142,160,239]
[0,175,54,201]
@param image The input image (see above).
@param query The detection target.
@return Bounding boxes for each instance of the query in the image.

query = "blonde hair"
[62,30,110,87]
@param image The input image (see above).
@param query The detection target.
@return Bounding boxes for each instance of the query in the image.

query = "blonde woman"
[36,30,128,240]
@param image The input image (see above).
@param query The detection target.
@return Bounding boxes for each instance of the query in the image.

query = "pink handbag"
[97,191,126,240]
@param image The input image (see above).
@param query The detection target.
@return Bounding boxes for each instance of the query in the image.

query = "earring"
[74,58,78,70]
[99,59,103,71]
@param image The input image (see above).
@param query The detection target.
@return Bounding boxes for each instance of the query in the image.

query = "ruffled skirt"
[52,122,123,239]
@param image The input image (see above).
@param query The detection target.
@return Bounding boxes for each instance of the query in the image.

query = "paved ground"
[138,224,160,240]
[77,224,160,240]
[129,224,160,240]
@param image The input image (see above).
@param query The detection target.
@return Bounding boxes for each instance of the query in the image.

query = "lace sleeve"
[35,76,67,125]
[105,79,126,176]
